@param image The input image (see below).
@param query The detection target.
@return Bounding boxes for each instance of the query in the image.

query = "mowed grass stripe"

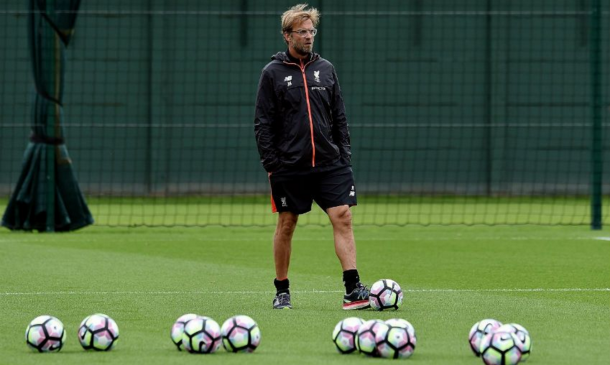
[1,225,609,364]
[3,288,610,296]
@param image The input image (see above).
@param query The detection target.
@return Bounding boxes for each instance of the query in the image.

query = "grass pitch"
[1,224,609,364]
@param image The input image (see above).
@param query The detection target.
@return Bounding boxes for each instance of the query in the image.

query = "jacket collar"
[285,49,312,64]
[271,50,319,64]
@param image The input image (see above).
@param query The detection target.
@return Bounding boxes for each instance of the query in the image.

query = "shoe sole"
[342,300,370,310]
[273,306,292,310]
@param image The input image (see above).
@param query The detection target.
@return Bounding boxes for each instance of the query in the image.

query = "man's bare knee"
[329,206,352,228]
[277,213,298,236]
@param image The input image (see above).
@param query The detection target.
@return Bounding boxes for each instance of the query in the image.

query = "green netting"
[1,0,609,227]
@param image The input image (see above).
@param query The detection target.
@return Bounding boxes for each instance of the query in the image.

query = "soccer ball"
[468,318,502,356]
[332,317,364,354]
[356,319,387,357]
[496,323,531,361]
[78,313,119,351]
[25,315,66,352]
[369,279,403,311]
[220,315,261,353]
[182,316,222,354]
[375,318,417,359]
[171,313,198,351]
[480,331,522,365]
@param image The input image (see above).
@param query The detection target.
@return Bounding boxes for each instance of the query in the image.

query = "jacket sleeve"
[331,67,351,165]
[254,69,281,172]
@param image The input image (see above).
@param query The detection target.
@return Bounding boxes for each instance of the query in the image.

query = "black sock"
[274,278,290,295]
[343,269,360,293]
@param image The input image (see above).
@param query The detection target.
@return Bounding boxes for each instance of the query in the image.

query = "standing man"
[254,4,369,310]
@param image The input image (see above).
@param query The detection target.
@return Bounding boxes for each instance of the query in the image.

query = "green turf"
[1,225,609,364]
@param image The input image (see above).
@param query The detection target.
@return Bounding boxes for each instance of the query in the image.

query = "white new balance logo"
[349,186,355,197]
[281,197,288,207]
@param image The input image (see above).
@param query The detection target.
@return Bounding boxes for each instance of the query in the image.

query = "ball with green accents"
[25,315,66,352]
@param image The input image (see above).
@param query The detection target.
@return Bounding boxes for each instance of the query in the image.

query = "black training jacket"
[254,51,351,173]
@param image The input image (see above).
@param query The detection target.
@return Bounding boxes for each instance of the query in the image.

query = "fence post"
[590,0,602,230]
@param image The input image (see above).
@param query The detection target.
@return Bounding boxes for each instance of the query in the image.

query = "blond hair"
[281,4,320,34]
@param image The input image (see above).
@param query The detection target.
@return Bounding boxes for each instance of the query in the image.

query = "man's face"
[286,19,315,56]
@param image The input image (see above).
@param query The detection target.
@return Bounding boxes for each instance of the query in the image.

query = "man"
[254,4,369,310]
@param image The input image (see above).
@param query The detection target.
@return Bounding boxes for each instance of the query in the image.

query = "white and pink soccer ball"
[181,316,222,354]
[479,330,522,365]
[332,317,364,354]
[220,315,261,353]
[470,319,532,364]
[369,279,403,311]
[25,315,66,352]
[495,323,532,361]
[78,313,119,351]
[170,313,199,351]
[468,318,503,356]
[375,318,417,359]
[356,319,387,357]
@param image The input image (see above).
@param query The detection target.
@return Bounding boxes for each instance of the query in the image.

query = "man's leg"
[328,205,370,310]
[273,211,298,309]
[274,211,298,280]
[327,205,356,271]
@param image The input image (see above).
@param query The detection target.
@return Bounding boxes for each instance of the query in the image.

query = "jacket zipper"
[284,58,316,167]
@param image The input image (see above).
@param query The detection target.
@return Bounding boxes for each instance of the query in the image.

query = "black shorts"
[269,166,357,214]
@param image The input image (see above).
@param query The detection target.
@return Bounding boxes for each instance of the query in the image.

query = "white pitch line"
[1,288,609,296]
[1,236,601,245]
[409,288,610,293]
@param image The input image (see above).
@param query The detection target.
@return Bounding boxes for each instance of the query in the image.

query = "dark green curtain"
[2,0,93,232]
